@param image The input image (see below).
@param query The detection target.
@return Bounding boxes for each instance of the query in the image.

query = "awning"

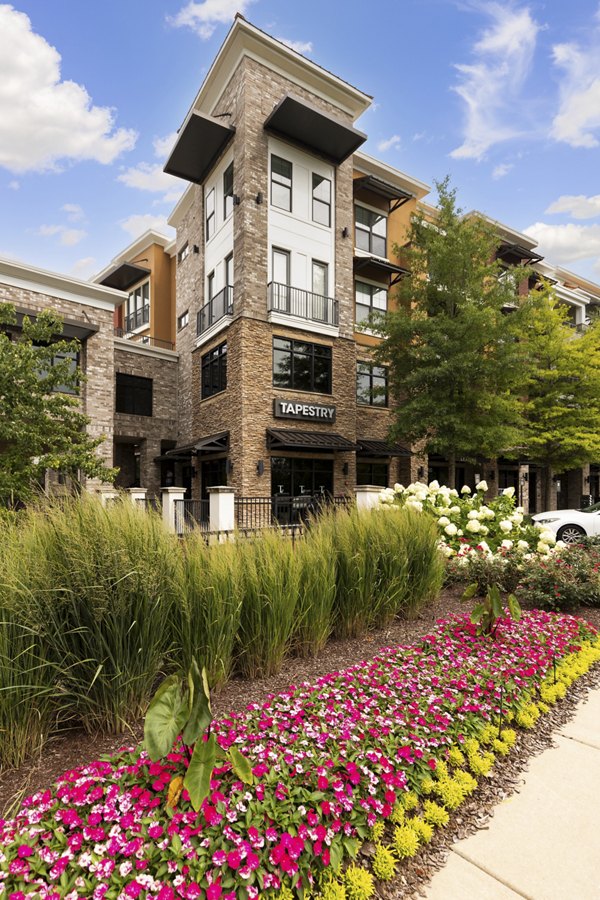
[195,431,229,455]
[264,95,366,164]
[99,263,150,292]
[354,175,413,212]
[14,307,98,341]
[357,439,412,458]
[497,243,544,265]
[164,112,235,184]
[267,429,357,452]
[354,254,409,285]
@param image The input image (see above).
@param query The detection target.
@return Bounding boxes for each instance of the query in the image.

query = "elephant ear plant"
[462,582,522,637]
[144,660,253,811]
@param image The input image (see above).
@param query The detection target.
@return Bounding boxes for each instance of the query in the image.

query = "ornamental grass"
[1,612,598,899]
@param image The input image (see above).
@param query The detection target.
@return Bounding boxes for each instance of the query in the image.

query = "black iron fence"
[174,499,210,534]
[267,282,338,326]
[197,287,233,335]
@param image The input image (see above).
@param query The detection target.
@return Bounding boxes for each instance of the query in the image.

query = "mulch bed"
[1,586,599,898]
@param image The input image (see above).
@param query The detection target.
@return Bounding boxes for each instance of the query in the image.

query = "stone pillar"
[355,485,384,512]
[518,465,530,512]
[96,486,119,506]
[127,487,147,506]
[208,486,235,533]
[162,486,186,533]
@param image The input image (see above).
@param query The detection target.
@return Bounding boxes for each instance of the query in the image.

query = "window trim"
[177,309,189,331]
[312,173,332,227]
[355,279,388,325]
[312,259,329,297]
[271,154,293,212]
[201,341,228,400]
[177,242,189,264]
[115,372,153,417]
[355,203,388,257]
[356,361,389,407]
[272,336,332,395]
[205,187,216,241]
[223,163,234,219]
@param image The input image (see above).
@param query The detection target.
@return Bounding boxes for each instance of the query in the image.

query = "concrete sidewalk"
[423,688,600,900]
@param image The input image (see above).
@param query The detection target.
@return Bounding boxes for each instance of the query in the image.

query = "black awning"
[267,429,357,452]
[497,242,544,265]
[14,307,98,341]
[354,175,413,211]
[99,263,150,292]
[264,95,366,165]
[357,439,412,458]
[164,112,235,184]
[354,255,409,285]
[195,431,229,455]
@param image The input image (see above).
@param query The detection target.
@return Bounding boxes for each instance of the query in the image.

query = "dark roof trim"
[357,439,412,458]
[164,112,235,184]
[99,263,150,292]
[354,175,414,210]
[195,431,229,454]
[13,307,98,341]
[267,428,357,452]
[264,94,366,165]
[497,242,544,265]
[354,255,410,286]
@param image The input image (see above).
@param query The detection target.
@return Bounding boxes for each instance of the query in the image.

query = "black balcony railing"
[268,282,338,326]
[114,329,174,351]
[125,305,150,332]
[197,286,233,335]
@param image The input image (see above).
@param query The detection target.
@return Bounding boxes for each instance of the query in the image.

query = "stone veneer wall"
[0,281,115,486]
[114,344,179,496]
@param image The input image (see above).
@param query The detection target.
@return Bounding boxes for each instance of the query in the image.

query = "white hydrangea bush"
[379,480,563,562]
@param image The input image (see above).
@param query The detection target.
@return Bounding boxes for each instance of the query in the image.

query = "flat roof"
[0,254,126,311]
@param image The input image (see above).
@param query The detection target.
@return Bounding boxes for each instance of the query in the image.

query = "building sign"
[274,399,336,423]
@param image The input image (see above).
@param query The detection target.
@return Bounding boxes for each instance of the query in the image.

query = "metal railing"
[114,329,175,351]
[197,286,233,335]
[268,282,338,326]
[125,305,150,332]
[174,499,210,534]
[235,493,352,529]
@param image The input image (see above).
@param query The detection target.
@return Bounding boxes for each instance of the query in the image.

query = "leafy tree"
[0,303,116,504]
[519,284,600,509]
[375,178,530,486]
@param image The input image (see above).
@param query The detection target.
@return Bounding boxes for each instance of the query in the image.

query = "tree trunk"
[543,466,553,512]
[447,452,456,489]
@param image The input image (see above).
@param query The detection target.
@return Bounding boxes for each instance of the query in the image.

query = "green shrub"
[292,518,336,656]
[447,547,524,594]
[516,543,600,610]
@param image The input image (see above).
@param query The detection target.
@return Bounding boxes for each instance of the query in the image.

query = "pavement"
[423,688,600,900]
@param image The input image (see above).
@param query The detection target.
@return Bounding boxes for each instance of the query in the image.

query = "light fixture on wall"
[521,472,529,483]
[256,460,264,476]
[193,245,200,254]
[233,194,241,206]
[342,462,349,476]
[417,466,425,479]
[342,226,350,238]
[585,474,590,484]
[255,192,263,205]
[226,459,234,475]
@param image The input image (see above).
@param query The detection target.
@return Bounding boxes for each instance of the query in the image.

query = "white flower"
[428,480,440,490]
[478,540,491,554]
[476,480,488,492]
[406,499,423,512]
[537,540,550,554]
[479,506,495,520]
[437,516,450,527]
[466,519,481,533]
[467,510,480,520]
[516,506,525,514]
[441,544,455,557]
[449,489,459,497]
[394,483,404,493]
[511,513,524,525]
[501,539,514,550]
[555,540,567,549]
[499,519,513,533]
[445,523,458,536]
[457,529,464,536]
[502,486,515,498]
[517,540,530,551]
[450,505,461,514]
[538,528,556,544]
[479,525,489,535]
[461,485,471,494]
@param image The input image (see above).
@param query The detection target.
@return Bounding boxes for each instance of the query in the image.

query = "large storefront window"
[271,457,334,497]
[356,460,388,486]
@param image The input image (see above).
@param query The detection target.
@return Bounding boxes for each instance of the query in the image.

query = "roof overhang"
[264,95,366,164]
[99,263,150,292]
[354,175,413,211]
[357,439,411,457]
[354,254,409,285]
[267,428,357,452]
[164,112,235,184]
[497,242,544,265]
[195,431,230,455]
[353,151,430,200]
[13,307,99,341]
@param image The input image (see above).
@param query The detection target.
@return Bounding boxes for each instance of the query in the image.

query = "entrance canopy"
[267,428,357,452]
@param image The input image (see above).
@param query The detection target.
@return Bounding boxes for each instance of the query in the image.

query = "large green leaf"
[507,593,522,622]
[462,582,478,601]
[182,661,213,747]
[470,603,485,624]
[489,584,502,619]
[184,733,217,811]
[229,746,254,785]
[144,674,189,762]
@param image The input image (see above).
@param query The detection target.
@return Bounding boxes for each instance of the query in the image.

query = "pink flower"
[227,850,242,870]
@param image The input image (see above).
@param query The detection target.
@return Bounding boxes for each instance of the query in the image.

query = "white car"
[532,502,600,543]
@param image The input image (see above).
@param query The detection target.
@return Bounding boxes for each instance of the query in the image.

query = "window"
[177,310,189,331]
[273,337,332,394]
[355,205,387,256]
[202,342,227,399]
[223,163,234,219]
[357,362,388,407]
[312,174,331,226]
[271,155,292,211]
[46,349,78,395]
[355,280,387,325]
[207,270,215,302]
[312,261,328,296]
[272,247,290,286]
[271,457,334,498]
[177,242,189,264]
[116,373,153,417]
[357,461,389,486]
[225,253,234,287]
[206,188,215,240]
[126,281,150,331]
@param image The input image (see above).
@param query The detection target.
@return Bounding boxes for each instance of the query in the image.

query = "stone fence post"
[354,485,384,512]
[127,487,147,506]
[161,487,186,533]
[208,486,235,534]
[97,486,119,506]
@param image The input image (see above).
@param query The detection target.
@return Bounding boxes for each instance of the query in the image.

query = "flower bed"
[1,613,598,900]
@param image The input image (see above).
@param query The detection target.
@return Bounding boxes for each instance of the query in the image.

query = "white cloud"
[546,194,600,220]
[37,224,87,247]
[61,203,85,222]
[551,14,600,149]
[450,2,541,160]
[377,134,402,152]
[7,179,19,190]
[168,0,255,39]
[152,132,178,158]
[117,131,185,204]
[276,37,313,54]
[524,221,600,264]
[0,5,137,173]
[70,256,97,279]
[492,162,513,179]
[120,213,174,239]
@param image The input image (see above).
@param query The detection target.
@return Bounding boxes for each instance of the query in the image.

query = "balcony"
[125,305,149,332]
[267,282,339,328]
[197,286,234,336]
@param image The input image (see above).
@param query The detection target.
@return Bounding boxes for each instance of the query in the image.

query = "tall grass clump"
[235,529,301,679]
[393,506,445,615]
[328,507,384,637]
[174,534,242,689]
[8,496,178,734]
[291,518,337,656]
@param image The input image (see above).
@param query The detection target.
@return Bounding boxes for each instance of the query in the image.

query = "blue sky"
[1,0,600,282]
